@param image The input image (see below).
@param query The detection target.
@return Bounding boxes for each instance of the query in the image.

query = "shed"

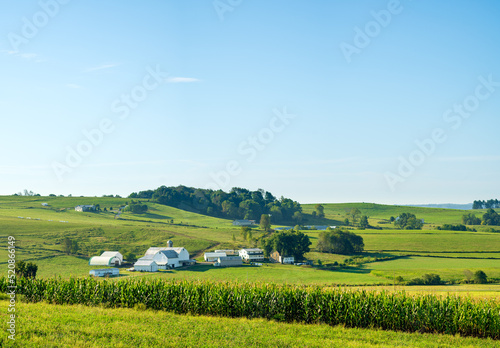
[134,260,158,272]
[217,256,243,267]
[89,268,119,277]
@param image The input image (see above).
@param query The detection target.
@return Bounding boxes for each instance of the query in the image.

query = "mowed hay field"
[0,196,499,290]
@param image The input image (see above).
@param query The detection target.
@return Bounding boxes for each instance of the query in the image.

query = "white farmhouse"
[89,251,123,266]
[239,248,264,261]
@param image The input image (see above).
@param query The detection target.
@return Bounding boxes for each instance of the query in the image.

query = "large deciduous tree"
[316,230,364,255]
[264,230,311,260]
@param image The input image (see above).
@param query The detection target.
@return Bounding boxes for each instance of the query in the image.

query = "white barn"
[204,252,227,262]
[239,248,264,261]
[134,259,158,272]
[89,268,119,277]
[89,251,123,266]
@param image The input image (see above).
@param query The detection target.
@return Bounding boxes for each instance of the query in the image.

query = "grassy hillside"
[1,197,499,288]
[1,300,499,348]
[301,202,488,227]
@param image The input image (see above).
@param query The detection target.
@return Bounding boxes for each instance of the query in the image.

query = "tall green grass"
[3,277,499,339]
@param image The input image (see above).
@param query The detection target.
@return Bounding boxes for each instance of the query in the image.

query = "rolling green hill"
[1,196,499,286]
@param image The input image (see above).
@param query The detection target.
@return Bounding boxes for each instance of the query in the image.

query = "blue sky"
[1,0,499,204]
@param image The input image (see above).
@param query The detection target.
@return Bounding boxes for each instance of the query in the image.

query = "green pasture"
[2,300,498,348]
[1,196,500,293]
[368,256,500,282]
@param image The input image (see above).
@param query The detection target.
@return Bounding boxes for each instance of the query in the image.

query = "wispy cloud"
[166,77,200,83]
[85,63,118,72]
[438,156,500,162]
[66,84,82,89]
[1,50,39,61]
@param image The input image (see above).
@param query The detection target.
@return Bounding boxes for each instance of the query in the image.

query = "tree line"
[463,209,500,226]
[129,186,302,223]
[472,199,500,209]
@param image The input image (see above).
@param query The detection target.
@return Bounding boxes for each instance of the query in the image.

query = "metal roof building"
[134,259,158,272]
[89,251,123,266]
[89,268,119,277]
[204,252,227,262]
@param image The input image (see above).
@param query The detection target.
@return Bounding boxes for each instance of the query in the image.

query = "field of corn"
[2,277,499,340]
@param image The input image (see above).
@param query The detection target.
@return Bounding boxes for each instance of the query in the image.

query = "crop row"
[1,277,499,339]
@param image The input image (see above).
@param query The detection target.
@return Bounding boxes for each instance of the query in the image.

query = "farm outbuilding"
[232,220,255,226]
[215,249,238,256]
[89,251,123,266]
[89,268,119,277]
[134,260,158,272]
[216,256,243,267]
[270,251,294,264]
[204,252,227,262]
[75,205,96,212]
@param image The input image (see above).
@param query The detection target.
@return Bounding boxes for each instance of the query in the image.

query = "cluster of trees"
[311,204,325,218]
[463,209,500,226]
[263,230,311,260]
[482,209,500,226]
[14,189,40,196]
[316,230,364,255]
[394,213,423,230]
[472,199,500,209]
[126,202,148,214]
[408,273,442,285]
[129,186,302,223]
[15,260,38,278]
[464,270,488,284]
[462,213,482,225]
[437,224,476,232]
[343,208,370,228]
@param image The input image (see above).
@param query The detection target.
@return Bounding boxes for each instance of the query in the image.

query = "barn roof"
[134,259,157,266]
[100,251,122,258]
[89,256,120,266]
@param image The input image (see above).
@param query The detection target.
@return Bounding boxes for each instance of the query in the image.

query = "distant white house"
[204,252,227,262]
[41,203,48,206]
[239,248,264,261]
[232,220,256,226]
[89,268,119,277]
[269,251,294,264]
[134,260,158,272]
[134,241,193,271]
[75,205,95,212]
[89,251,123,266]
